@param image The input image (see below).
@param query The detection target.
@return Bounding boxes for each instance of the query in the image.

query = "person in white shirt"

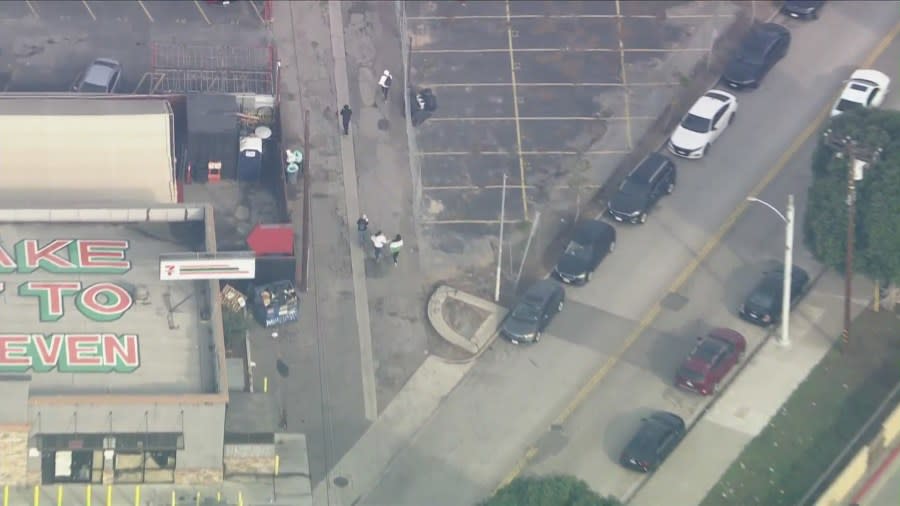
[389,234,404,266]
[378,70,392,100]
[371,231,388,261]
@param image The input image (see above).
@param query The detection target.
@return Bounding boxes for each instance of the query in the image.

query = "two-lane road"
[359,3,900,505]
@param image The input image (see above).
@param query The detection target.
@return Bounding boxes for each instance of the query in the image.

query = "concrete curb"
[427,284,507,356]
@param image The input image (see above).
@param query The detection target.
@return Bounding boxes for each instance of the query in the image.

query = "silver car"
[74,58,121,93]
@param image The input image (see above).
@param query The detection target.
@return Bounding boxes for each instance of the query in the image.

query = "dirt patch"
[443,296,491,340]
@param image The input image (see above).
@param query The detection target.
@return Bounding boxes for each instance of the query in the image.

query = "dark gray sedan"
[501,279,565,344]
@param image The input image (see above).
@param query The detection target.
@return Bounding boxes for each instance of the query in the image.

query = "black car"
[739,265,810,326]
[553,220,616,285]
[501,279,565,344]
[608,153,676,224]
[722,23,791,90]
[781,0,825,19]
[407,87,438,126]
[620,411,686,473]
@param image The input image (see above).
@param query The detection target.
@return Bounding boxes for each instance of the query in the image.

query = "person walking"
[339,105,353,135]
[389,234,404,266]
[377,70,393,100]
[356,214,369,247]
[371,230,388,262]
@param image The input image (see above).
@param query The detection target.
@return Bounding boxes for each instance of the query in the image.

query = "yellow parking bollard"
[32,485,39,506]
[106,485,112,506]
[238,491,244,506]
[874,281,881,312]
[195,491,201,506]
[171,490,176,506]
[264,377,268,393]
[56,486,62,506]
[275,454,280,476]
[134,485,141,505]
[216,491,221,502]
[86,484,92,506]
[3,484,8,506]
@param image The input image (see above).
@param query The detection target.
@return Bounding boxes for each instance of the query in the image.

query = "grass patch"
[701,309,900,506]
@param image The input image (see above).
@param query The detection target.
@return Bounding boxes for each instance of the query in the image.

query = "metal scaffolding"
[149,43,276,96]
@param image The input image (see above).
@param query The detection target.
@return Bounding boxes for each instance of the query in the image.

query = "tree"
[804,108,900,285]
[479,475,622,506]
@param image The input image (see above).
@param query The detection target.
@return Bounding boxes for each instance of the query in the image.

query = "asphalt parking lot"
[405,0,742,295]
[0,0,269,93]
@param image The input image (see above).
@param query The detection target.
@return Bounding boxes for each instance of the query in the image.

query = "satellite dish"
[255,126,273,140]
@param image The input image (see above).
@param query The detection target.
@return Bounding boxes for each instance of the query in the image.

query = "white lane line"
[81,0,97,21]
[615,0,633,150]
[24,0,38,17]
[418,150,629,156]
[137,0,154,22]
[412,47,712,53]
[423,184,604,191]
[422,219,527,225]
[419,82,677,87]
[426,116,654,122]
[505,0,529,219]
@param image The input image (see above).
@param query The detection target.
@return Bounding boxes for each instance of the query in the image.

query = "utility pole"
[822,129,883,351]
[495,174,508,302]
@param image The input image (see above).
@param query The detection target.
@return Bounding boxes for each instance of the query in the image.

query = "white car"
[668,90,738,159]
[830,69,891,117]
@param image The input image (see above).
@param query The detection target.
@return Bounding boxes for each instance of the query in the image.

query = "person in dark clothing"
[340,105,352,135]
[356,214,369,247]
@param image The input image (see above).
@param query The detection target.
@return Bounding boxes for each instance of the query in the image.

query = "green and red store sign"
[0,239,140,373]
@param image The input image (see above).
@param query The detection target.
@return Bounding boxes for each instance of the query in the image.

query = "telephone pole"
[822,128,883,351]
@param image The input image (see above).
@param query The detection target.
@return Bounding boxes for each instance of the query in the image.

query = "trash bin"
[286,163,300,184]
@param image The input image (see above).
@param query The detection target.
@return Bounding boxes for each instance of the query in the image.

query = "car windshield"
[564,240,591,260]
[681,113,711,133]
[79,82,108,93]
[678,366,705,383]
[737,38,767,65]
[835,98,863,112]
[511,303,541,322]
[748,290,775,309]
[695,340,722,363]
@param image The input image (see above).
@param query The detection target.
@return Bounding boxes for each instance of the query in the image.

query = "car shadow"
[603,407,658,464]
[722,258,782,316]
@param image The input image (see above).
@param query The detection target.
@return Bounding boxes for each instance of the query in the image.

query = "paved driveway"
[403,0,741,296]
[360,2,900,504]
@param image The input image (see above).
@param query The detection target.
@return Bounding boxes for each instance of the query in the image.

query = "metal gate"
[143,43,276,96]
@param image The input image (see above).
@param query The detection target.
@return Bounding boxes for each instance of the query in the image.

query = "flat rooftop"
[0,208,220,396]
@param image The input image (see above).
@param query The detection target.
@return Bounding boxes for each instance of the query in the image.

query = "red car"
[675,328,746,396]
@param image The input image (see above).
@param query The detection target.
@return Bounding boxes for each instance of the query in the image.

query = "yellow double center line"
[496,17,900,492]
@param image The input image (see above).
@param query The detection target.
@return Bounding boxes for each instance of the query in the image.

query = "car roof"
[573,219,612,240]
[749,22,788,42]
[523,279,561,301]
[694,338,728,362]
[688,91,732,119]
[844,70,890,102]
[84,59,119,86]
[630,153,672,183]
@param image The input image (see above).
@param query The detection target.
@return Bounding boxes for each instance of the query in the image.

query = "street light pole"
[747,195,794,346]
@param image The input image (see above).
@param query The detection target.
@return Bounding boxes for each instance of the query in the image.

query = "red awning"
[247,224,294,256]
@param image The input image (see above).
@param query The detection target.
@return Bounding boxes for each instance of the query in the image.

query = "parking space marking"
[408,14,721,20]
[422,219,527,225]
[24,0,37,17]
[615,0,633,150]
[248,0,265,24]
[81,0,96,21]
[137,0,154,22]
[424,184,603,191]
[427,116,654,122]
[505,0,528,219]
[193,0,211,24]
[420,82,679,88]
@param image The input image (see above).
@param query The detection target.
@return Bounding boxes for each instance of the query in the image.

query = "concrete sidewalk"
[629,271,875,506]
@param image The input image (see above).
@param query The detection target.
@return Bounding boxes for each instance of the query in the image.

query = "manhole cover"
[661,292,689,311]
[334,476,349,488]
[377,118,390,130]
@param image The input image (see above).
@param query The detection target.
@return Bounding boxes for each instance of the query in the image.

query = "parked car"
[620,411,686,473]
[830,69,891,117]
[73,58,121,93]
[668,89,738,159]
[608,153,676,224]
[675,328,747,396]
[781,0,825,19]
[500,279,565,344]
[722,23,790,90]
[405,87,438,126]
[739,265,810,326]
[552,220,616,285]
